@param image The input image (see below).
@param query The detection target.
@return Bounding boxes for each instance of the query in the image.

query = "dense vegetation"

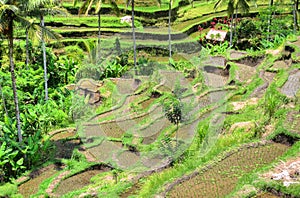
[0,0,300,197]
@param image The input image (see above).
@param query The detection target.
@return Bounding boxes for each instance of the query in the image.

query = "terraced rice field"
[281,70,300,97]
[167,143,289,198]
[235,63,257,83]
[18,164,64,198]
[53,167,110,196]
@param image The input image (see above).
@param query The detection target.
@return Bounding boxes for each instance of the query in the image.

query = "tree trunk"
[131,0,137,75]
[168,0,172,60]
[8,18,22,143]
[293,0,298,33]
[25,28,29,69]
[297,0,299,30]
[234,6,238,37]
[0,82,8,117]
[176,122,178,147]
[230,13,234,47]
[41,15,48,101]
[97,12,101,63]
[267,0,274,41]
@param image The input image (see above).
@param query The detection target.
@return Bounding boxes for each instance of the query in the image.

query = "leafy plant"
[264,84,288,121]
[206,41,231,55]
[162,94,182,146]
[137,56,156,76]
[102,60,128,79]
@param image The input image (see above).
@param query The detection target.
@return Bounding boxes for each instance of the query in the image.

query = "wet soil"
[50,131,76,141]
[271,133,299,146]
[281,70,300,97]
[204,73,228,88]
[235,63,256,82]
[114,151,140,169]
[54,165,112,196]
[139,98,155,109]
[255,192,281,198]
[53,139,81,159]
[234,56,264,67]
[284,111,300,134]
[203,56,227,67]
[120,182,142,198]
[230,51,248,59]
[203,66,229,77]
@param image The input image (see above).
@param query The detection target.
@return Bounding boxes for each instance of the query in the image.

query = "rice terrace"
[1,0,300,197]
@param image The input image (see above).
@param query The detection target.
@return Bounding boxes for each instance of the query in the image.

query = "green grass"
[62,0,181,13]
[0,183,19,197]
[45,15,131,28]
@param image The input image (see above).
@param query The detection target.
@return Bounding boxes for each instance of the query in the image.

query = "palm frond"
[0,4,19,17]
[108,0,119,16]
[125,0,131,8]
[95,0,102,14]
[78,0,89,15]
[16,15,41,44]
[40,6,69,16]
[157,0,162,6]
[40,24,62,41]
[227,0,234,15]
[214,0,224,10]
[73,0,79,7]
[27,0,58,10]
[85,0,95,15]
[238,0,250,13]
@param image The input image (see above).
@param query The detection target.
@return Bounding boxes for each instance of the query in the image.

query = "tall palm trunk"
[230,13,234,46]
[168,0,172,60]
[297,0,299,28]
[25,28,29,69]
[8,17,22,143]
[267,0,274,41]
[41,15,48,101]
[0,82,8,117]
[234,6,238,36]
[292,0,297,33]
[131,0,137,75]
[97,12,101,63]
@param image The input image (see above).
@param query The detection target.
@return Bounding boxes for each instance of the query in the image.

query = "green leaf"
[169,58,175,67]
[16,158,24,166]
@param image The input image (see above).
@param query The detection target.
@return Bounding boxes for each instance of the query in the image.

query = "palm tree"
[292,0,298,33]
[27,0,68,101]
[125,0,160,73]
[214,0,249,46]
[74,0,119,63]
[125,0,137,74]
[0,0,29,142]
[168,0,173,61]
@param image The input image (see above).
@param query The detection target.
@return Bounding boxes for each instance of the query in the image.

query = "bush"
[0,183,18,197]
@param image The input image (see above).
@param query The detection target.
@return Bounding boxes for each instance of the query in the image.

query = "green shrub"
[0,183,18,197]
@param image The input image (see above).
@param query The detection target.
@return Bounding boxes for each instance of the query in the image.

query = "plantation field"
[167,143,289,197]
[1,0,300,198]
